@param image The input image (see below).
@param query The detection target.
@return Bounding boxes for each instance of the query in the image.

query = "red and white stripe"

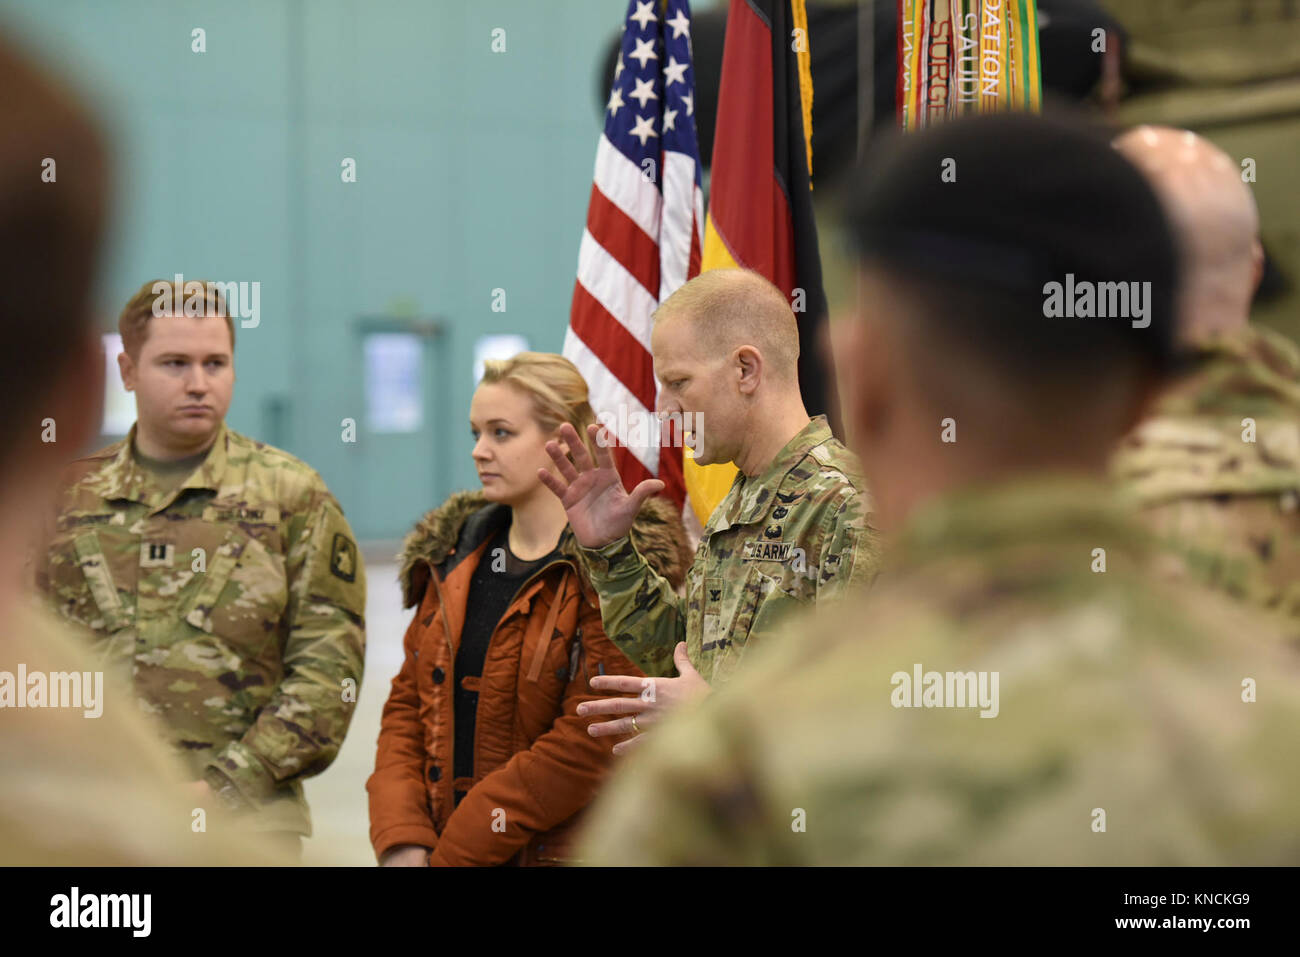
[565,133,703,502]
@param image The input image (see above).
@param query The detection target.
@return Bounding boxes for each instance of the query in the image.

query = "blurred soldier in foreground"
[1112,126,1300,623]
[0,32,281,865]
[540,269,877,747]
[578,112,1300,864]
[39,278,367,860]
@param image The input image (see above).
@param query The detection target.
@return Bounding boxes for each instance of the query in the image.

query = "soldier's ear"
[735,345,762,395]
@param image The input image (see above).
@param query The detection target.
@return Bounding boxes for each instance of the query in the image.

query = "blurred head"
[472,352,596,507]
[0,32,109,512]
[1114,125,1262,340]
[651,268,802,466]
[837,111,1180,521]
[116,280,235,456]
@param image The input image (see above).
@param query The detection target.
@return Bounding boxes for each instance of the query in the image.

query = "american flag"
[564,0,704,512]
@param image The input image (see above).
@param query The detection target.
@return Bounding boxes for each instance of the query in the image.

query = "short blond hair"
[653,268,800,381]
[480,351,598,459]
[118,278,234,359]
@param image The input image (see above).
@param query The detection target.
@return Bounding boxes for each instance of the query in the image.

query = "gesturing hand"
[537,422,665,549]
[576,643,711,755]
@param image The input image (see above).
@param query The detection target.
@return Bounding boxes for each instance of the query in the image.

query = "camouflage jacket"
[1112,324,1300,620]
[39,423,367,834]
[1,598,289,864]
[578,415,878,683]
[578,475,1300,864]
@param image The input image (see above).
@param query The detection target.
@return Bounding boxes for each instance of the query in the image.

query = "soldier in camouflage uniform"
[578,113,1300,864]
[1114,326,1300,619]
[540,269,876,745]
[0,33,286,866]
[1111,127,1300,623]
[574,412,873,686]
[40,280,366,854]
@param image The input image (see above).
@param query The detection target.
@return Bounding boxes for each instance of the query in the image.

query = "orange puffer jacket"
[367,491,690,866]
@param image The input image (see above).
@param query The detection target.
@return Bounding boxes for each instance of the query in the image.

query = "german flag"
[689,0,827,526]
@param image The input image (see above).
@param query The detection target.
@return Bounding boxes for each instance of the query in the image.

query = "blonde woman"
[367,352,690,865]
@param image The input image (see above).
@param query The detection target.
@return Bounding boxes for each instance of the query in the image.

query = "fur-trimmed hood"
[398,490,692,609]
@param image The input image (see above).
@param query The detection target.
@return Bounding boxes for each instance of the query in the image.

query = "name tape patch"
[742,540,797,563]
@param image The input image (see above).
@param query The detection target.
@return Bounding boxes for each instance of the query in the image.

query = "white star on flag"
[663,56,688,88]
[565,0,705,522]
[630,1,656,30]
[681,91,694,116]
[629,77,658,108]
[629,113,657,145]
[629,37,658,68]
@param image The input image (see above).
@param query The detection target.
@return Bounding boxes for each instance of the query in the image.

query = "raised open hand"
[537,422,665,548]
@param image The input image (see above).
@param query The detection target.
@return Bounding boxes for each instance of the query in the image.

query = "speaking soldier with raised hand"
[539,268,878,749]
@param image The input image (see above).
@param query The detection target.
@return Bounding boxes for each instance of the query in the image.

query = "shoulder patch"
[806,439,865,490]
[808,442,837,468]
[329,532,358,582]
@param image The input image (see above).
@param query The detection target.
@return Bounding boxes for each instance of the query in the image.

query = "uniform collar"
[101,422,230,511]
[1189,323,1300,376]
[719,415,833,530]
[1190,323,1300,395]
[182,421,231,495]
[1172,324,1300,410]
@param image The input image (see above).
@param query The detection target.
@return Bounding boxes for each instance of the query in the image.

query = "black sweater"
[452,524,560,799]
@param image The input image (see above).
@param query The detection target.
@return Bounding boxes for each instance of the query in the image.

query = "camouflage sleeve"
[576,534,687,678]
[204,492,367,804]
[814,487,880,601]
[576,686,772,866]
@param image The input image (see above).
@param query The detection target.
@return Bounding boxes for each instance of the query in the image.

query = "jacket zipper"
[425,565,456,655]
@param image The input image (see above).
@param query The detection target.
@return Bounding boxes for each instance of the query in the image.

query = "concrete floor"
[302,560,407,866]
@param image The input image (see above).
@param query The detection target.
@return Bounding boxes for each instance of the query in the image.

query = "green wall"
[0,0,634,539]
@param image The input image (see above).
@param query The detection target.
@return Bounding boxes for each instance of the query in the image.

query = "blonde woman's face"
[469,382,567,505]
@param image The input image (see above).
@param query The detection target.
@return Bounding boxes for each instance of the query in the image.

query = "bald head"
[1114,126,1262,339]
[653,269,800,384]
